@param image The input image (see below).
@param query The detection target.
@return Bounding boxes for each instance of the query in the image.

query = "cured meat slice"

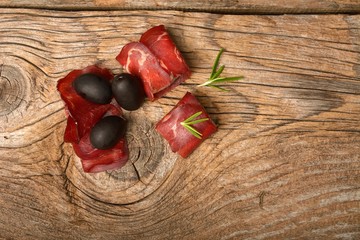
[64,113,78,143]
[73,131,128,173]
[73,104,128,173]
[117,42,172,100]
[57,65,114,142]
[140,25,191,79]
[155,92,217,158]
[116,25,191,101]
[57,66,129,173]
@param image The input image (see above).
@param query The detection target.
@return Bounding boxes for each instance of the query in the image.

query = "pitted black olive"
[73,73,112,104]
[112,73,145,111]
[90,116,127,150]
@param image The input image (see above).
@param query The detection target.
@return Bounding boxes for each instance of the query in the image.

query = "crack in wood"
[258,191,267,209]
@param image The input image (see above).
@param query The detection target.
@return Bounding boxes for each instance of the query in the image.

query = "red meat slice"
[64,113,78,143]
[140,25,191,79]
[57,65,114,142]
[116,42,172,100]
[57,66,129,173]
[72,131,128,173]
[72,104,128,173]
[116,25,191,101]
[155,92,217,158]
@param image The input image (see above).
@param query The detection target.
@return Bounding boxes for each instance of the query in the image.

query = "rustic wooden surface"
[0,5,360,240]
[1,0,360,13]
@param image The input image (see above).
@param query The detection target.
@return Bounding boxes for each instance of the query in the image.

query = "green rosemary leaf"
[183,111,203,123]
[180,111,209,139]
[184,124,203,139]
[185,118,209,126]
[210,85,229,92]
[210,48,224,79]
[210,76,244,84]
[199,76,240,86]
[199,48,243,91]
[198,80,213,87]
[212,65,225,80]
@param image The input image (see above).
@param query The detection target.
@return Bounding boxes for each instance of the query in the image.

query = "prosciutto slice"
[57,66,129,173]
[116,25,191,101]
[155,92,217,158]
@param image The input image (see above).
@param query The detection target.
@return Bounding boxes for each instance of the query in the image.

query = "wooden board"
[1,0,360,13]
[0,9,359,239]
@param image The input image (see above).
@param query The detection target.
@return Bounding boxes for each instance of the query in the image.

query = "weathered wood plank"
[0,9,359,239]
[1,0,360,13]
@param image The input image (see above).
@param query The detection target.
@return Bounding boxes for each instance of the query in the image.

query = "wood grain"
[1,0,360,14]
[0,9,359,239]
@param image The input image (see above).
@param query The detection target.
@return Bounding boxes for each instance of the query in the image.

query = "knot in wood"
[63,106,178,205]
[0,64,28,117]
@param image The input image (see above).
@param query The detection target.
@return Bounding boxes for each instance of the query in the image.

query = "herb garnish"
[199,48,243,91]
[180,111,209,139]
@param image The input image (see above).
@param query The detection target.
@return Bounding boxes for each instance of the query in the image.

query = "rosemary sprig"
[180,111,209,139]
[199,48,243,91]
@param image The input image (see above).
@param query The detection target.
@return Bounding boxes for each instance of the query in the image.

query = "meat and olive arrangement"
[57,25,242,173]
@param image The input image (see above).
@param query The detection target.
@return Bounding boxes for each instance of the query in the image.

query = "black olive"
[112,73,145,111]
[73,73,112,104]
[90,116,127,150]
